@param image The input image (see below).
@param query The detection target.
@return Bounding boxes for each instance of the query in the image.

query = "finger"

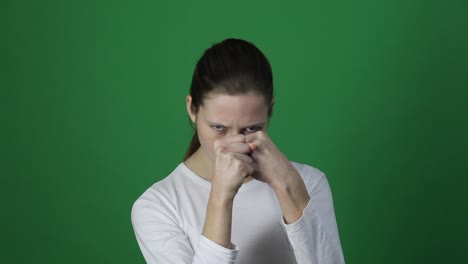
[246,131,273,153]
[224,143,251,155]
[245,131,265,149]
[245,134,258,152]
[231,152,254,164]
[245,164,254,177]
[247,142,257,152]
[245,133,257,144]
[223,153,254,177]
[235,158,254,177]
[214,134,246,149]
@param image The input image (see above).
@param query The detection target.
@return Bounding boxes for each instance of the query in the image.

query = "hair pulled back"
[184,38,274,160]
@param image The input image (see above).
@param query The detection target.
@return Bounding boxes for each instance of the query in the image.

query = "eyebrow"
[206,120,266,129]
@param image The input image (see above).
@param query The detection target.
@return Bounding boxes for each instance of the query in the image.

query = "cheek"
[196,126,218,156]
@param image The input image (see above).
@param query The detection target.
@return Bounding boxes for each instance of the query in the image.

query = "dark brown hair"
[183,38,274,160]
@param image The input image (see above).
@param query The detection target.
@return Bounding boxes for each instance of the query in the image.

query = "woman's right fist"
[212,134,254,199]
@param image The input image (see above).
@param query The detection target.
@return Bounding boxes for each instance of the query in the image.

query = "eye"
[210,125,225,132]
[244,126,262,133]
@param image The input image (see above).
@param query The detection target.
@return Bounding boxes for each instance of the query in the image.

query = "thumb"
[248,142,257,153]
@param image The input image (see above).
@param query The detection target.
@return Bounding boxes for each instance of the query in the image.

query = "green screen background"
[2,0,467,263]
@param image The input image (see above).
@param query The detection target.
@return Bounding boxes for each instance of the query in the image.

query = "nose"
[226,130,242,136]
[225,129,246,139]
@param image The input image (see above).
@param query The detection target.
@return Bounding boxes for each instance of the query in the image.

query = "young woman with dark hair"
[131,38,345,263]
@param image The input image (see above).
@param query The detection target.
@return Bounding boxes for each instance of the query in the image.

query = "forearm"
[271,172,310,224]
[279,172,345,263]
[202,186,235,249]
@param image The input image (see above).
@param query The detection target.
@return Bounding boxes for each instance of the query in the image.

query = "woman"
[131,38,345,263]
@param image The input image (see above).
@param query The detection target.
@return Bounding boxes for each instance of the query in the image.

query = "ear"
[266,98,275,124]
[186,95,197,123]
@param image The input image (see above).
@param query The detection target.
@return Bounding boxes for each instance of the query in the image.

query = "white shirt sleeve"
[282,168,345,264]
[193,235,239,263]
[131,195,239,264]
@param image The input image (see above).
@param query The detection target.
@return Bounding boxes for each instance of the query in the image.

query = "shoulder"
[290,161,325,177]
[131,164,186,221]
[290,160,328,192]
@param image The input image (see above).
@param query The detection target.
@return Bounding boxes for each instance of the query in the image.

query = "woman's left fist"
[245,131,301,189]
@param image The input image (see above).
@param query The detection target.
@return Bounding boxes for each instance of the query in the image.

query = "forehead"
[200,92,269,123]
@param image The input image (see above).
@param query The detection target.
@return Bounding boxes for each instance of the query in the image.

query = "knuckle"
[217,147,228,156]
[222,150,230,157]
[233,157,241,164]
[218,146,224,152]
[240,143,249,153]
[235,134,246,143]
[257,131,266,139]
[214,139,222,149]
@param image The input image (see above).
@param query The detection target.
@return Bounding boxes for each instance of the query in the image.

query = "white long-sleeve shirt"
[131,161,345,263]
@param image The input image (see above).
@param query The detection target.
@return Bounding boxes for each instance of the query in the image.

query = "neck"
[184,148,214,181]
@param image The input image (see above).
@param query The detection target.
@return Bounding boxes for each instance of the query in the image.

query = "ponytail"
[183,131,200,161]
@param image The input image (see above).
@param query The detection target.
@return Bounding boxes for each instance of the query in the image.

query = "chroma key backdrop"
[2,0,467,263]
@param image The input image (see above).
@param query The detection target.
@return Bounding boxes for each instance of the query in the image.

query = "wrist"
[270,173,310,224]
[210,185,236,205]
[269,169,302,192]
[203,191,234,249]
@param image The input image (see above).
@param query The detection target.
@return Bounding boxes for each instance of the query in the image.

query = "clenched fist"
[212,134,255,199]
[246,131,302,189]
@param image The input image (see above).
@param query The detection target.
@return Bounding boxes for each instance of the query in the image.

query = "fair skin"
[184,91,310,249]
